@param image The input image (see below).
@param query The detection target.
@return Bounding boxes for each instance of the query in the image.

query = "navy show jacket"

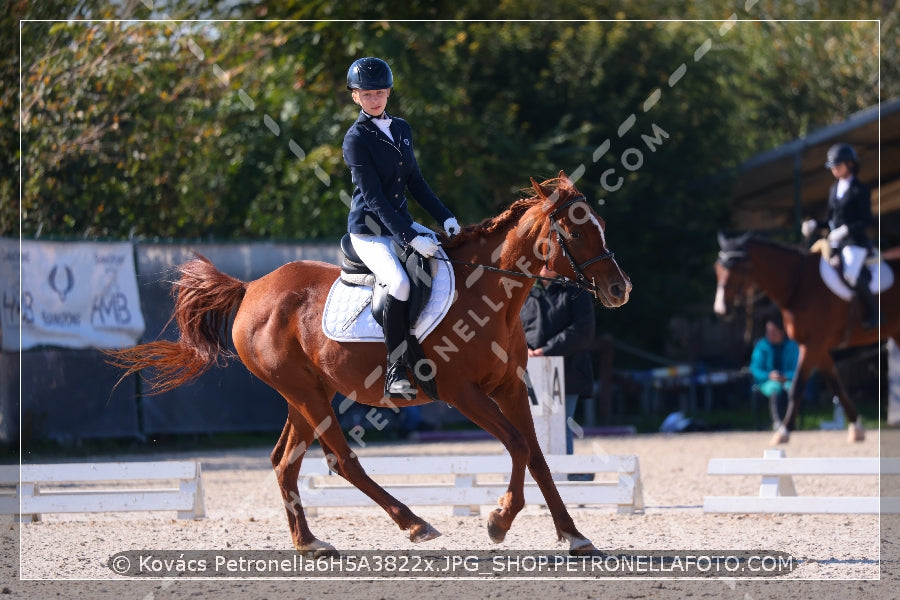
[342,111,452,244]
[825,176,874,248]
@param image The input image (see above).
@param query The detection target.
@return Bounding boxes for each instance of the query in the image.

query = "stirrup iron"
[385,361,417,398]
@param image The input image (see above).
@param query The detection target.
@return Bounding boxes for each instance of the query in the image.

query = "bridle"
[716,248,757,306]
[547,195,615,294]
[716,248,747,268]
[437,194,617,297]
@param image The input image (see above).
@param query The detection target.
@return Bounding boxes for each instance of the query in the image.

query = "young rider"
[802,143,877,329]
[342,57,460,397]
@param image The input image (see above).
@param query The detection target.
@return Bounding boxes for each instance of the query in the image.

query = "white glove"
[443,217,461,237]
[409,235,439,258]
[827,224,849,244]
[801,219,817,238]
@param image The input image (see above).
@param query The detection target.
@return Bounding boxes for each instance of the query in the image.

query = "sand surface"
[3,428,899,599]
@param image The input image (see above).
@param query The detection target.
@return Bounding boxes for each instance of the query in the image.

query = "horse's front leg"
[771,344,813,445]
[445,382,530,542]
[451,380,597,555]
[492,378,596,555]
[315,432,442,544]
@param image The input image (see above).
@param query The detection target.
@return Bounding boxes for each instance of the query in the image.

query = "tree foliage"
[4,1,894,358]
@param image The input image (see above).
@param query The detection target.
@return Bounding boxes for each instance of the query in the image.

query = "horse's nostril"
[609,284,623,299]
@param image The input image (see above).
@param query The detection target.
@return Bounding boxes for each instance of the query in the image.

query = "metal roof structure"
[731,97,900,247]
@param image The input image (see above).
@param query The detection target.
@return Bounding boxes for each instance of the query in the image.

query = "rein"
[435,194,616,296]
[433,255,586,290]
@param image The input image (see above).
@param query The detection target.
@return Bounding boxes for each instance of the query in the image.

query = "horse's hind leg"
[314,415,441,544]
[816,353,863,442]
[271,406,335,556]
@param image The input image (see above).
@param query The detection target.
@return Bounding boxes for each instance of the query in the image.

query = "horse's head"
[713,231,754,318]
[529,172,632,308]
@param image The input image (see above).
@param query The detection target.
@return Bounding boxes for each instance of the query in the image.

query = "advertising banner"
[0,238,145,351]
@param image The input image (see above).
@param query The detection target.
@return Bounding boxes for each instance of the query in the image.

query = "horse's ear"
[558,170,571,187]
[717,231,728,249]
[737,231,752,247]
[530,177,553,200]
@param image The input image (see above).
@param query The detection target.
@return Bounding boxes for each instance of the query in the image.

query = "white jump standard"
[703,449,894,514]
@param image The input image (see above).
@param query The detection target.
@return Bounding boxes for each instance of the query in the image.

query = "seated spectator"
[749,315,799,430]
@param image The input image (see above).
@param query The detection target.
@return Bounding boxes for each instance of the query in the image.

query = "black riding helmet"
[824,143,858,168]
[346,57,393,90]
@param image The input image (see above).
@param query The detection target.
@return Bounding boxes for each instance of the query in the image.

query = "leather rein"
[435,195,616,296]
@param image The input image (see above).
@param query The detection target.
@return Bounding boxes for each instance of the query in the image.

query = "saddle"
[337,233,441,401]
[811,239,894,301]
[338,233,433,328]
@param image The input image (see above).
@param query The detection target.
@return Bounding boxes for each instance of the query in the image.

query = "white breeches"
[349,224,436,301]
[840,244,867,286]
[350,234,410,300]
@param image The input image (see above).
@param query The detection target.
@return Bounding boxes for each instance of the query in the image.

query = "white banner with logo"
[0,238,145,351]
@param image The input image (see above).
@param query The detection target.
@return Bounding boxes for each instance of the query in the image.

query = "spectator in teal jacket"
[749,315,800,430]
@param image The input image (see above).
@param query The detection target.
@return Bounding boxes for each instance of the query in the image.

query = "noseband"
[548,195,616,294]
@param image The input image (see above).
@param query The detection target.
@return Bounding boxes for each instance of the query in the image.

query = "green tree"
[5,2,894,363]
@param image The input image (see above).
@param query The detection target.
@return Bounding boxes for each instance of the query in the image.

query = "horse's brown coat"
[108,173,632,555]
[715,235,900,439]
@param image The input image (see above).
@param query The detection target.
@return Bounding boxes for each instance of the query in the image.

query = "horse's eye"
[570,230,581,239]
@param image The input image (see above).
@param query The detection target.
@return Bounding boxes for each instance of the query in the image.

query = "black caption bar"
[108,550,797,578]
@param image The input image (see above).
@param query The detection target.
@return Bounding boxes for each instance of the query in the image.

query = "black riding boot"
[382,294,417,398]
[854,268,878,330]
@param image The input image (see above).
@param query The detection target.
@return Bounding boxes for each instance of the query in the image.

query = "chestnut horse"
[109,173,632,556]
[714,233,900,445]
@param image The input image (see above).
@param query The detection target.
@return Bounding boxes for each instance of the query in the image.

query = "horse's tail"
[106,255,247,394]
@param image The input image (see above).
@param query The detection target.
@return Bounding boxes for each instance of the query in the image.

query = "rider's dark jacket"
[343,111,452,245]
[823,176,874,249]
[520,280,596,397]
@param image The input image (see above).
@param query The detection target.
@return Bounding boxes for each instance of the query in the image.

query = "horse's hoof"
[297,539,338,558]
[570,544,604,557]
[848,419,865,443]
[769,425,789,445]
[561,531,598,555]
[487,508,508,543]
[409,522,442,543]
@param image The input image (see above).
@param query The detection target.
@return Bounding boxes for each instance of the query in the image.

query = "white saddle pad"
[819,256,894,301]
[322,248,456,342]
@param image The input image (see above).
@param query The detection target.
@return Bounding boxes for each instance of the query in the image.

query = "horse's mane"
[441,196,541,248]
[441,178,569,249]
